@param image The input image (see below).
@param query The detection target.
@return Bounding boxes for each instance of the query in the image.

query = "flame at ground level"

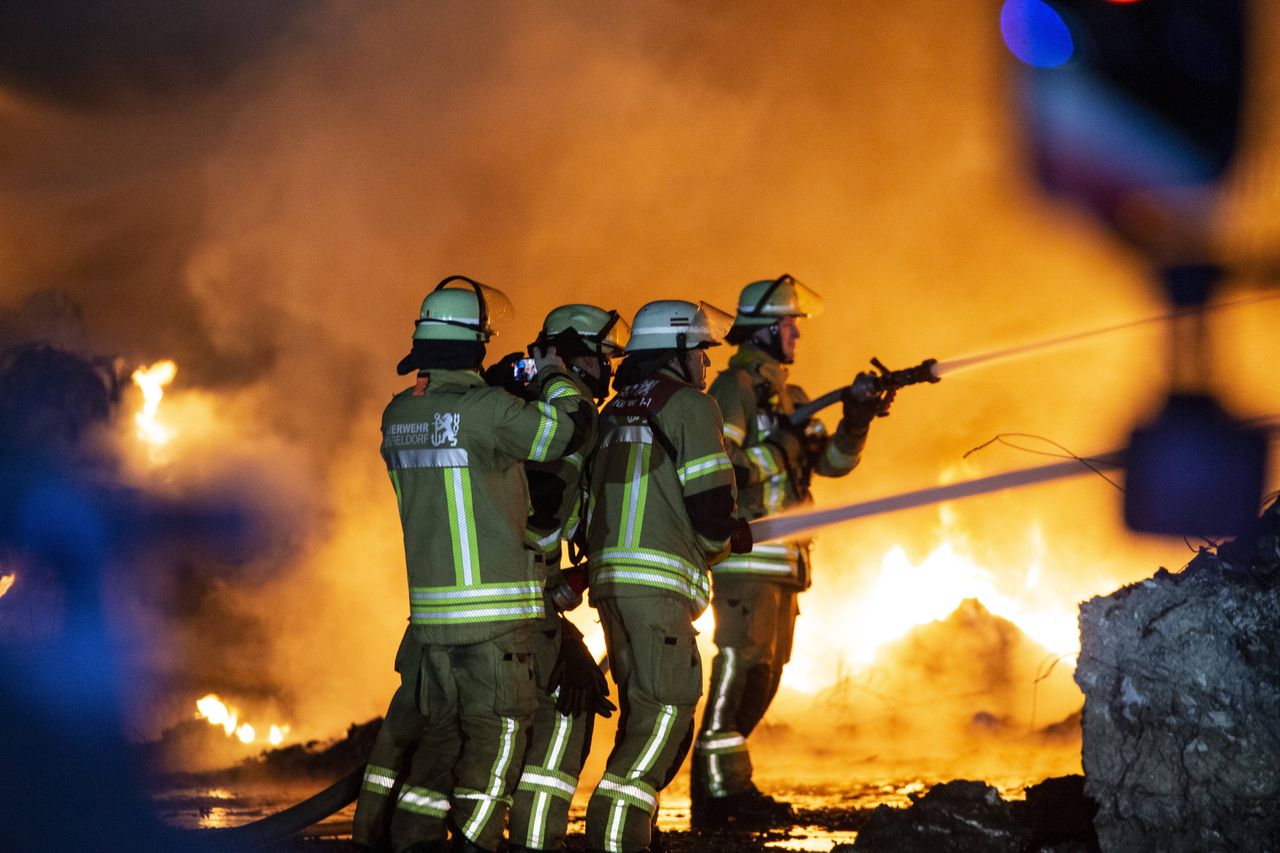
[194,693,290,747]
[781,538,1086,695]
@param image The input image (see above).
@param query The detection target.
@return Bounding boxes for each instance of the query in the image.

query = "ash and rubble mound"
[792,598,1083,763]
[836,776,1099,853]
[1074,499,1280,852]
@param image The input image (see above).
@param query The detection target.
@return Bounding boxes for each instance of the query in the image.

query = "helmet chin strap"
[570,358,612,401]
[752,322,790,363]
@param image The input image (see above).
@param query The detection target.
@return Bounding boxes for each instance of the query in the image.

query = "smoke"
[3,1,1279,767]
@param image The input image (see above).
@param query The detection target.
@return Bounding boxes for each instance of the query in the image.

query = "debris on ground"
[1075,499,1280,852]
[834,776,1098,852]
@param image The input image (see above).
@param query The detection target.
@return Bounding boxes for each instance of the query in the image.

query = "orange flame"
[782,536,1084,694]
[194,693,290,747]
[131,360,177,460]
[0,572,14,600]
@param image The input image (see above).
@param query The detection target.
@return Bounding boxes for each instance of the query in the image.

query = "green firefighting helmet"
[733,274,825,327]
[626,299,734,352]
[539,304,631,358]
[412,275,513,342]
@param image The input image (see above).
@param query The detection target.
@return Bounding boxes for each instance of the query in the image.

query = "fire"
[782,536,1082,694]
[0,572,14,600]
[132,359,178,459]
[194,693,290,747]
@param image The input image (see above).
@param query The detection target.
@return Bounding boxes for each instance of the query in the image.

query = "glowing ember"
[194,693,289,747]
[0,573,14,600]
[131,359,177,458]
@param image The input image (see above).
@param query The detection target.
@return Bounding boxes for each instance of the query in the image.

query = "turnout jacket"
[523,369,597,609]
[381,367,592,645]
[586,368,738,617]
[709,344,866,589]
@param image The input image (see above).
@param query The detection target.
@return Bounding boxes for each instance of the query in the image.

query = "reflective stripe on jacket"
[382,367,589,644]
[708,344,865,588]
[586,369,736,616]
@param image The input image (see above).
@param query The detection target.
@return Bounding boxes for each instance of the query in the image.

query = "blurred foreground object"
[1007,0,1269,536]
[0,341,251,851]
[1075,499,1280,849]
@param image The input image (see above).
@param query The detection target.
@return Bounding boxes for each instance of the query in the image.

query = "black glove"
[482,352,534,398]
[549,619,616,718]
[841,372,883,428]
[730,517,754,554]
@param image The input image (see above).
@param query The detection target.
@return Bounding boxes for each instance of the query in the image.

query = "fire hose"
[184,296,1276,845]
[186,767,362,850]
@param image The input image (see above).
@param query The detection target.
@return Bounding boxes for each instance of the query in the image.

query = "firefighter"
[506,304,629,853]
[690,275,882,828]
[354,276,594,853]
[582,299,752,853]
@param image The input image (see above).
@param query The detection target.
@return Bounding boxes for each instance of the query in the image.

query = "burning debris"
[1074,499,1280,851]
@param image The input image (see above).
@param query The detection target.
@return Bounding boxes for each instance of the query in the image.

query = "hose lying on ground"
[188,765,363,850]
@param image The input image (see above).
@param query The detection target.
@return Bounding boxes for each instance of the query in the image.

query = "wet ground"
[156,775,1044,851]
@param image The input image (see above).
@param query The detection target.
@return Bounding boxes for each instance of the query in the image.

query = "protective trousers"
[585,595,701,853]
[509,614,594,852]
[358,624,537,852]
[354,628,427,849]
[692,578,798,799]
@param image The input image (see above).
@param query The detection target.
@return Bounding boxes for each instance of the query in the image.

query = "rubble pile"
[838,777,1098,852]
[1075,500,1280,851]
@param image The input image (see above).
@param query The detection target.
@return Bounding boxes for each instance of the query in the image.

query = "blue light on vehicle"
[1000,0,1074,69]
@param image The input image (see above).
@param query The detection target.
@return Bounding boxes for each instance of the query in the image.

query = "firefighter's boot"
[691,786,794,830]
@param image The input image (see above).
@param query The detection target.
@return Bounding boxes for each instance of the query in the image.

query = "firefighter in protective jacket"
[504,304,628,853]
[354,277,594,853]
[582,299,751,853]
[691,275,881,828]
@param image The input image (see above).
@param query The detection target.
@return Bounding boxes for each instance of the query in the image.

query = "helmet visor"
[598,311,631,357]
[426,275,513,339]
[742,274,825,320]
[691,301,735,346]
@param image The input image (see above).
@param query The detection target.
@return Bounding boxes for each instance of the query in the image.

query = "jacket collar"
[728,343,788,396]
[414,369,487,391]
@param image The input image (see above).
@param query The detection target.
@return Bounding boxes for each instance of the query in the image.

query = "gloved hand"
[764,426,806,470]
[730,517,754,554]
[841,372,883,428]
[529,344,566,376]
[549,619,616,718]
[483,352,534,398]
[548,566,588,612]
